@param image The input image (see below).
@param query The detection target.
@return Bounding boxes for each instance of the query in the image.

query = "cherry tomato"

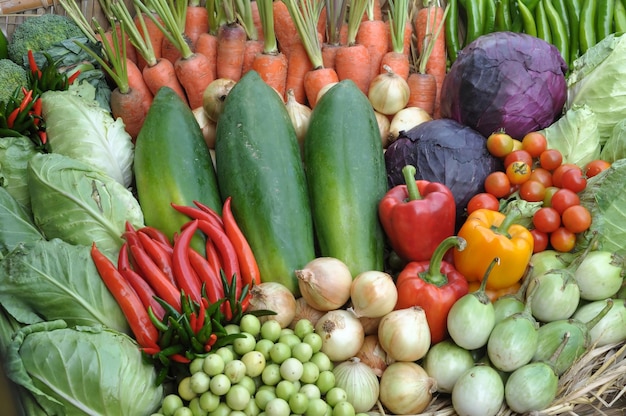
[484,171,511,198]
[467,193,500,214]
[511,139,523,151]
[550,227,577,252]
[519,180,546,202]
[550,188,581,215]
[552,163,580,188]
[539,149,563,171]
[532,207,561,233]
[561,205,592,234]
[504,149,534,169]
[486,131,515,158]
[543,186,560,207]
[585,159,611,178]
[506,161,532,185]
[521,131,548,158]
[561,168,587,193]
[530,229,549,253]
[528,167,553,188]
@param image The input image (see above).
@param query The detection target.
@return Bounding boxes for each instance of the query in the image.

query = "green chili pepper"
[595,0,615,40]
[535,0,553,43]
[510,0,524,30]
[495,0,513,30]
[484,0,498,33]
[518,0,538,35]
[446,0,462,63]
[579,0,597,53]
[550,0,571,38]
[521,0,541,10]
[615,0,626,32]
[564,0,582,63]
[544,0,570,65]
[465,0,487,44]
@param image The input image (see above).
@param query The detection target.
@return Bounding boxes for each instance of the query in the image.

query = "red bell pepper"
[379,165,456,262]
[395,236,469,344]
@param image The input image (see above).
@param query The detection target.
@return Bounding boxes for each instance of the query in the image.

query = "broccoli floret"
[0,59,28,104]
[8,14,84,65]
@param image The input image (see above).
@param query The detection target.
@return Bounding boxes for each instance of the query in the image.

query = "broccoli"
[0,59,28,104]
[7,14,84,65]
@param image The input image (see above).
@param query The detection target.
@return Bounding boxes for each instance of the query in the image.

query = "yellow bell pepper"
[453,208,533,290]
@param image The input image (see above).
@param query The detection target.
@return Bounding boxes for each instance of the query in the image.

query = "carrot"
[273,0,300,56]
[334,0,371,94]
[304,66,339,107]
[285,41,313,103]
[250,0,265,41]
[356,18,389,82]
[242,39,265,75]
[112,1,188,105]
[252,0,289,96]
[185,3,210,49]
[126,58,154,111]
[381,0,411,79]
[414,0,448,118]
[216,22,247,81]
[406,71,437,115]
[138,0,215,109]
[134,12,165,61]
[321,43,340,69]
[195,32,219,78]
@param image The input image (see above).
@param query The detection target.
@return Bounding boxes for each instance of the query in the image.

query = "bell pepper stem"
[402,165,422,200]
[418,236,466,286]
[495,207,522,237]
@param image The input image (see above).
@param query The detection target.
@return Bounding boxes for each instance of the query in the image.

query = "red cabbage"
[385,119,503,228]
[440,32,568,140]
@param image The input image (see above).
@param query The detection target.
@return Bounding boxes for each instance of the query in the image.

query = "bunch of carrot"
[90,197,261,381]
[63,0,449,137]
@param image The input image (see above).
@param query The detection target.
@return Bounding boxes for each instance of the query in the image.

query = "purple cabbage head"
[440,32,568,139]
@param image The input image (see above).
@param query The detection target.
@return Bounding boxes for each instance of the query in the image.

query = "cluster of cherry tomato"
[467,130,611,254]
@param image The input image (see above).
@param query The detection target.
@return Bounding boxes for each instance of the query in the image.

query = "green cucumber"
[215,71,316,295]
[304,80,387,276]
[134,87,222,251]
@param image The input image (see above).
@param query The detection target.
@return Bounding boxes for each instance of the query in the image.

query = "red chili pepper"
[67,69,81,84]
[196,299,206,332]
[197,219,242,298]
[122,266,167,321]
[129,243,182,312]
[189,312,198,334]
[90,242,159,349]
[117,242,132,271]
[27,50,41,78]
[188,246,224,304]
[193,200,225,228]
[6,108,20,129]
[141,346,161,356]
[172,203,223,228]
[137,226,173,248]
[204,333,218,351]
[394,236,470,344]
[37,131,47,145]
[137,231,175,285]
[378,165,456,262]
[222,300,233,321]
[222,197,261,287]
[240,291,251,313]
[205,238,222,279]
[169,354,191,364]
[18,89,33,112]
[31,97,42,126]
[172,219,203,304]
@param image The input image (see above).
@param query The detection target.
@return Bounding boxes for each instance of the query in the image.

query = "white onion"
[378,306,431,362]
[332,358,379,413]
[288,297,326,330]
[379,362,435,415]
[349,271,397,318]
[202,78,236,122]
[246,282,297,328]
[192,106,217,149]
[374,111,392,148]
[285,89,312,152]
[314,309,364,362]
[358,315,381,336]
[295,257,353,311]
[354,334,389,376]
[367,65,410,115]
[315,82,338,103]
[387,106,432,144]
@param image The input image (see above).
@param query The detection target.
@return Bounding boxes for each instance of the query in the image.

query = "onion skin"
[379,362,435,415]
[202,78,236,123]
[354,334,389,377]
[247,282,297,328]
[296,257,353,311]
[349,271,398,318]
[332,358,379,413]
[378,307,431,362]
[314,309,365,362]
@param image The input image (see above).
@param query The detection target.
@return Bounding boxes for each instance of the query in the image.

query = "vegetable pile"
[2,0,626,415]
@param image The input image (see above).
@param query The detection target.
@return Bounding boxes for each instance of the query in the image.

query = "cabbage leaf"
[0,135,39,211]
[579,158,626,254]
[0,238,129,331]
[600,119,626,163]
[566,33,626,146]
[0,187,43,257]
[41,90,134,188]
[539,104,601,167]
[27,153,144,252]
[5,321,163,416]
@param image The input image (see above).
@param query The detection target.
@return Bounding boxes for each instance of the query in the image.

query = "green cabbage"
[566,33,626,146]
[0,135,39,211]
[27,153,144,252]
[5,320,163,415]
[41,90,134,188]
[539,104,601,167]
[579,158,626,254]
[0,238,129,331]
[600,119,626,163]
[0,187,43,257]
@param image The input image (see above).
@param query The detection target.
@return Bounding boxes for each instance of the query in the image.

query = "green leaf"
[0,187,43,258]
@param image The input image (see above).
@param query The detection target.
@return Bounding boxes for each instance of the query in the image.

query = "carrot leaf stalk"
[257,0,278,54]
[387,0,409,54]
[112,1,157,67]
[325,0,348,46]
[235,0,259,41]
[417,0,450,75]
[137,0,193,59]
[345,0,369,45]
[283,0,326,69]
